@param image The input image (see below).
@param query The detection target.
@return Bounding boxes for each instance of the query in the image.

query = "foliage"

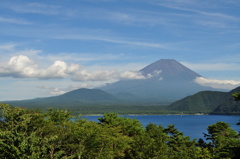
[202,122,240,159]
[168,87,240,115]
[211,88,240,115]
[168,91,227,112]
[1,103,240,159]
[232,92,240,101]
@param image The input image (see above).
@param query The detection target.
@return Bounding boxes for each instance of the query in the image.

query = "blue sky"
[0,0,240,100]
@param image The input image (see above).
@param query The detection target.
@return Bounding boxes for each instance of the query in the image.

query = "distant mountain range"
[4,88,119,108]
[3,59,239,115]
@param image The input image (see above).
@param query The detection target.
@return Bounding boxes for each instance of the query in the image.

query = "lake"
[81,115,240,140]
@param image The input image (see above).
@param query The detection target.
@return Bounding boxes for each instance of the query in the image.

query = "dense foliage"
[168,87,240,115]
[232,92,240,101]
[168,91,227,112]
[211,90,240,115]
[1,104,240,159]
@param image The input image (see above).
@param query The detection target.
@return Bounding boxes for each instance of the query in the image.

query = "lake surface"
[81,115,240,140]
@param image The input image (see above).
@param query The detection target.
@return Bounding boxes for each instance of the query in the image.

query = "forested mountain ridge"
[211,86,240,114]
[168,86,240,114]
[168,91,227,112]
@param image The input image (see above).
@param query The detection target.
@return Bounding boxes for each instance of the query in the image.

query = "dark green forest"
[1,103,240,159]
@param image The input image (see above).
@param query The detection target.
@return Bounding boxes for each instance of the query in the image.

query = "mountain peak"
[140,59,201,80]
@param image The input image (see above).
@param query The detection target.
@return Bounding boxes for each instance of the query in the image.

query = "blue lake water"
[81,115,240,140]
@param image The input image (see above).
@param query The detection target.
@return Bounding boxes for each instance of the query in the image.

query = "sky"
[0,0,240,101]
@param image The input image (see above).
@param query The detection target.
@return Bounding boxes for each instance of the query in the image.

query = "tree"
[203,121,240,159]
[98,113,143,137]
[0,104,48,158]
[164,125,198,159]
[126,123,169,159]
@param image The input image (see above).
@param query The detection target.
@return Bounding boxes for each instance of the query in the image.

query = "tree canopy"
[1,103,240,159]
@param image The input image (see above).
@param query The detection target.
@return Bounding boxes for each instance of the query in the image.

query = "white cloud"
[72,70,146,81]
[0,55,38,78]
[38,61,80,79]
[0,55,81,79]
[41,86,66,95]
[143,70,162,78]
[72,70,117,81]
[195,77,240,90]
[119,71,146,80]
[0,55,146,82]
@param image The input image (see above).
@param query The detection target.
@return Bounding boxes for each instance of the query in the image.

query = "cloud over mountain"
[195,77,240,90]
[0,55,145,81]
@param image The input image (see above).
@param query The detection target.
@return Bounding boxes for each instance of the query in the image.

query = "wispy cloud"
[0,43,17,51]
[54,34,171,49]
[0,23,174,50]
[0,17,32,25]
[154,0,239,29]
[94,9,170,27]
[42,52,124,63]
[9,2,61,15]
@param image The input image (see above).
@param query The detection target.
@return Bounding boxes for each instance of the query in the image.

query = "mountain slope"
[140,59,201,80]
[4,88,119,108]
[100,59,217,104]
[211,86,240,114]
[168,86,240,114]
[168,91,227,112]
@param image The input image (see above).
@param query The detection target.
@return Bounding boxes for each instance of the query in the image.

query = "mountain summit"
[140,59,201,80]
[100,59,215,104]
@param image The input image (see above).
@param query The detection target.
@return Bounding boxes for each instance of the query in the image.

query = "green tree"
[0,104,48,158]
[126,123,169,159]
[98,113,143,137]
[164,125,197,159]
[47,108,72,123]
[203,121,240,159]
[232,92,240,101]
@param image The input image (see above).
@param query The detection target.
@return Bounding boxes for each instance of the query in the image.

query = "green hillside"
[211,86,240,115]
[168,86,240,115]
[168,91,227,113]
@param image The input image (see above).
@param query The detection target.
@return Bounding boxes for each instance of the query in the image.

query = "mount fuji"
[99,59,218,104]
[3,59,223,109]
